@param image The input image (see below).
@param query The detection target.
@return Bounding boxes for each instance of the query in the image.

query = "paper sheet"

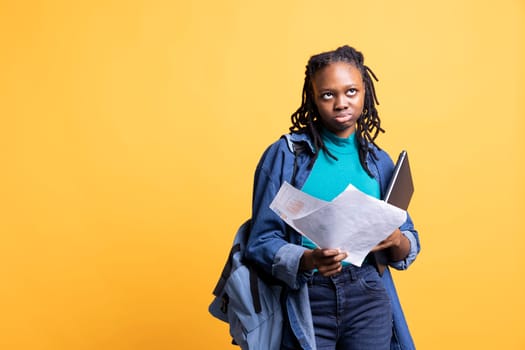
[269,182,407,266]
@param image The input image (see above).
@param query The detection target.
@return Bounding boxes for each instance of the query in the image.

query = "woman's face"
[311,62,365,138]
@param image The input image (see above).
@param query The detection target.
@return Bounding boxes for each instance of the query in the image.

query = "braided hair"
[290,45,384,176]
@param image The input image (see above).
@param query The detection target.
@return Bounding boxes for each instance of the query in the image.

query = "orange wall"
[1,1,524,349]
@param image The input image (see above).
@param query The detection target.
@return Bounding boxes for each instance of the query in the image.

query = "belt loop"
[343,265,357,282]
[350,265,358,281]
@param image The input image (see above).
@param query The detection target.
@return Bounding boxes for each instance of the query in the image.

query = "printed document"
[269,182,407,266]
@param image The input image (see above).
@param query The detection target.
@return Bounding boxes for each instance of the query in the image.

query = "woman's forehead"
[312,62,363,86]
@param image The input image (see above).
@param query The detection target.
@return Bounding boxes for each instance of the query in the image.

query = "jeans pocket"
[357,269,388,297]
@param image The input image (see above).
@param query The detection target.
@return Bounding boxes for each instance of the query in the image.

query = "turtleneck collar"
[320,127,358,155]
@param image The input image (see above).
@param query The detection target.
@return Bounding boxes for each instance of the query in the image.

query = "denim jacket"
[245,132,421,350]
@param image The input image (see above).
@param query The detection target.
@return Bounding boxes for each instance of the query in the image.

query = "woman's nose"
[334,95,349,110]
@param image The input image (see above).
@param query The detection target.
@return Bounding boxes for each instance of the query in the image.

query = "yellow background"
[1,0,523,349]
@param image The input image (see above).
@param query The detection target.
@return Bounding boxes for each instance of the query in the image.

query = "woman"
[245,45,420,349]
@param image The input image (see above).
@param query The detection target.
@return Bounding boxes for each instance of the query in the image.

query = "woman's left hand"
[371,229,404,251]
[370,228,410,262]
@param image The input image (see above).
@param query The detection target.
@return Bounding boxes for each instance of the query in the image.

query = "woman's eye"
[347,89,357,96]
[321,92,333,100]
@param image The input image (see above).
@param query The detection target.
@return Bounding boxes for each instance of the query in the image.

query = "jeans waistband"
[308,263,378,287]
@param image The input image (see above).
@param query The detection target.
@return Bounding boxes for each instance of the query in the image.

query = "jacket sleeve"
[245,139,309,290]
[390,212,420,270]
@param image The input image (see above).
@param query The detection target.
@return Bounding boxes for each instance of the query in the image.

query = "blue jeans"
[282,263,392,350]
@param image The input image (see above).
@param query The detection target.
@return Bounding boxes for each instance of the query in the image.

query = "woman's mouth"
[334,114,352,123]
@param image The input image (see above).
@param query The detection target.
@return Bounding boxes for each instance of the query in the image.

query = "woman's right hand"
[300,248,348,276]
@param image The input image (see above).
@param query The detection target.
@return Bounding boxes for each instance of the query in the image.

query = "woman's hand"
[370,228,410,262]
[300,248,348,276]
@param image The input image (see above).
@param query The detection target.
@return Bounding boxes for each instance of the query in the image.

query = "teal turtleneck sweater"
[300,128,380,250]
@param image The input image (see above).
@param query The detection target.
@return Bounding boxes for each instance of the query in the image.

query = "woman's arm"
[245,138,308,289]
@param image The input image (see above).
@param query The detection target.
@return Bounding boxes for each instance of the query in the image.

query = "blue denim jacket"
[245,132,421,350]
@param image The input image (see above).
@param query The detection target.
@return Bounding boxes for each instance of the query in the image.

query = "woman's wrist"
[299,249,315,271]
[387,233,410,262]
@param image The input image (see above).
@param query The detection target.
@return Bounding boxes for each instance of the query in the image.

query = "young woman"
[245,45,420,350]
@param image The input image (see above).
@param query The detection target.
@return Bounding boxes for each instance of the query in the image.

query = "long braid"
[289,45,384,176]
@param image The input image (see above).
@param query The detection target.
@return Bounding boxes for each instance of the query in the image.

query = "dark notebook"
[374,150,414,275]
[384,150,414,210]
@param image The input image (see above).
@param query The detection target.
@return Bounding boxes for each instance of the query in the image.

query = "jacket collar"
[285,132,316,154]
